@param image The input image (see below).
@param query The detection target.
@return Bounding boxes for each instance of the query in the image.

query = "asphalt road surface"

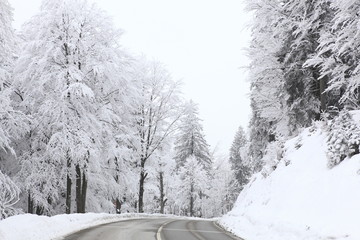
[63,218,243,240]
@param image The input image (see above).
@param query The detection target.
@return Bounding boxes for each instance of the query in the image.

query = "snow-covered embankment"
[219,126,360,240]
[0,213,135,240]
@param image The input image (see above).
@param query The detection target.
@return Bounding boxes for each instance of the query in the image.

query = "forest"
[2,0,360,224]
[0,0,246,219]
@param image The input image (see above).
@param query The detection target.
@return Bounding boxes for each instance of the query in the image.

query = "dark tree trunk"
[81,171,87,213]
[115,198,121,214]
[66,174,72,214]
[75,164,87,213]
[138,167,147,213]
[27,191,33,214]
[75,165,87,213]
[190,183,194,217]
[76,164,82,213]
[159,171,167,214]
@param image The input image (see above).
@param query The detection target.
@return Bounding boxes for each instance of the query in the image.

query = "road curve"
[63,217,242,240]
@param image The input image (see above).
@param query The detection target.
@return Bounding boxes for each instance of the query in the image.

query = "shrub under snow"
[326,111,360,168]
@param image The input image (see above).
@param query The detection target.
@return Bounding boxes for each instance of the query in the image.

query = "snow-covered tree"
[229,126,250,188]
[130,59,182,213]
[245,0,288,171]
[14,0,132,214]
[309,0,360,108]
[0,0,30,218]
[205,155,238,217]
[177,155,208,217]
[174,100,212,171]
[326,111,360,168]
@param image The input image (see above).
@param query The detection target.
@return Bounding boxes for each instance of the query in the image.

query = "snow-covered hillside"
[219,125,360,240]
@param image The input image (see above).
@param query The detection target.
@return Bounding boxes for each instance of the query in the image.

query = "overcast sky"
[9,0,252,155]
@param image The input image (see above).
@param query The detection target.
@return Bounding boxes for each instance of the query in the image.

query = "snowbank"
[219,126,360,240]
[0,213,160,240]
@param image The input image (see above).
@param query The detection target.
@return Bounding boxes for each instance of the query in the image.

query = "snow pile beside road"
[0,213,142,240]
[219,126,360,240]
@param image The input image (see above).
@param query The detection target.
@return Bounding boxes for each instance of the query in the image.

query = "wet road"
[63,218,242,240]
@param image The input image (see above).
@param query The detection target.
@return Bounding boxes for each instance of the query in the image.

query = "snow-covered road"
[63,218,241,240]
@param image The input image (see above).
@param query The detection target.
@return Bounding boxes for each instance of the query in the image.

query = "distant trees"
[0,0,240,219]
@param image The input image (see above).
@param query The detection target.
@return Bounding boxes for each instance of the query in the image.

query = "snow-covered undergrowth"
[219,124,360,240]
[0,213,166,240]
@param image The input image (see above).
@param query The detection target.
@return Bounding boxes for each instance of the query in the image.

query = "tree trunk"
[27,191,33,214]
[190,182,194,217]
[76,164,82,213]
[138,167,147,213]
[66,155,72,214]
[115,198,121,214]
[75,165,87,213]
[159,171,167,214]
[81,171,87,213]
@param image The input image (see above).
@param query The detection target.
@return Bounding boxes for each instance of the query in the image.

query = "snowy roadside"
[0,213,174,240]
[218,127,360,240]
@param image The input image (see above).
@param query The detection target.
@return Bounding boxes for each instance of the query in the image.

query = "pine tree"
[246,0,288,171]
[310,0,360,108]
[277,0,334,131]
[174,100,212,171]
[177,155,208,217]
[229,126,250,187]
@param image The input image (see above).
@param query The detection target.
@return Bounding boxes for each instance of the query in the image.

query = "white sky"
[9,0,252,155]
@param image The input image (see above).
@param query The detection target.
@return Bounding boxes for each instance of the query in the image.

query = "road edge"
[156,220,176,240]
[213,221,245,240]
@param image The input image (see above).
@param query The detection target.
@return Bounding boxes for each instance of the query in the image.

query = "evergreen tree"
[278,0,334,132]
[174,100,212,171]
[177,155,208,217]
[246,0,288,171]
[229,126,250,187]
[310,0,360,108]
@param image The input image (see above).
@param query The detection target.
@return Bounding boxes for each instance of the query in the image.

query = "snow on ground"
[219,125,360,240]
[0,213,165,240]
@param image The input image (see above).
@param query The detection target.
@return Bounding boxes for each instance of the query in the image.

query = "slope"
[219,123,360,240]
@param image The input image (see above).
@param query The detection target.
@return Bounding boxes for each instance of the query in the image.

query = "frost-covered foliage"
[0,0,237,218]
[310,0,360,108]
[261,138,285,177]
[245,0,360,177]
[130,59,183,213]
[205,155,238,217]
[13,0,136,215]
[174,101,212,171]
[326,111,360,168]
[0,170,21,219]
[176,155,209,217]
[229,126,251,188]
